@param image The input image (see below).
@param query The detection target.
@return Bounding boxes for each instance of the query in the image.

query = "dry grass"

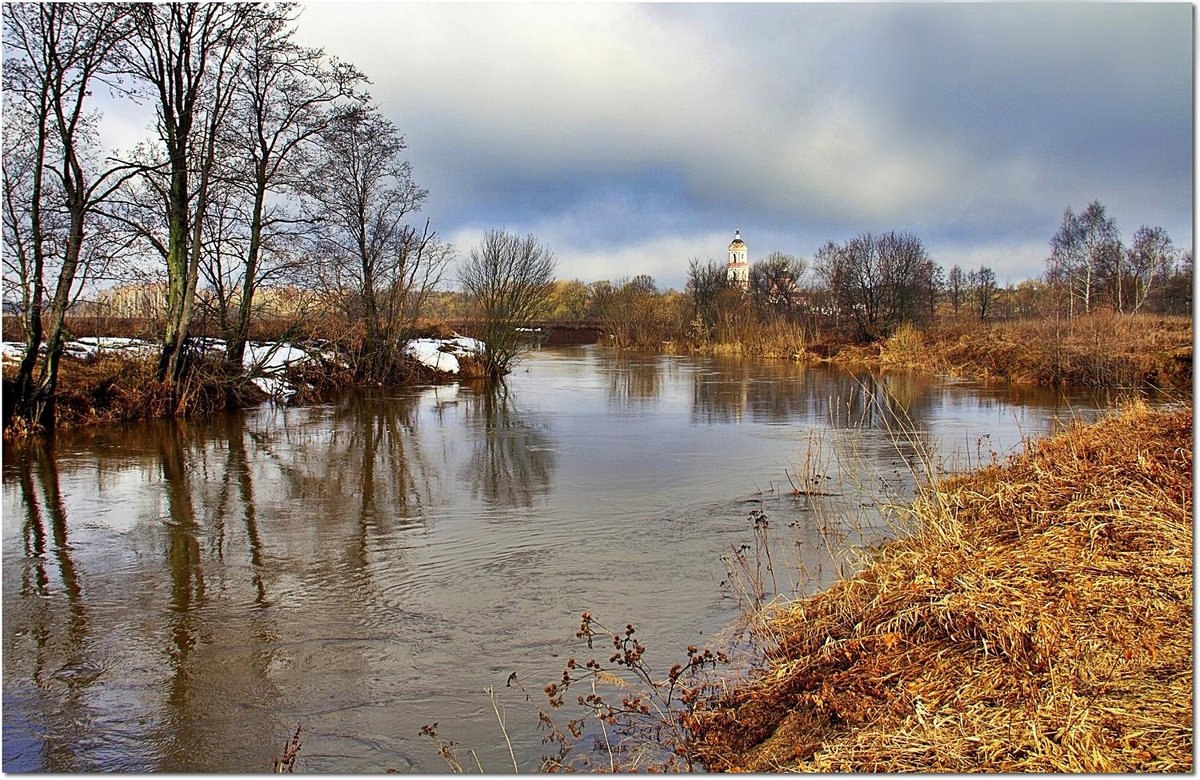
[3,352,262,433]
[879,314,1192,390]
[686,403,1193,772]
[706,320,812,359]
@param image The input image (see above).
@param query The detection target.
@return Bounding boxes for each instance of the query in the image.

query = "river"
[2,346,1123,771]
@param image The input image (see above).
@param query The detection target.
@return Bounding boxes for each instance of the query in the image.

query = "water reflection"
[220,414,268,607]
[9,447,91,771]
[463,388,556,508]
[604,354,665,408]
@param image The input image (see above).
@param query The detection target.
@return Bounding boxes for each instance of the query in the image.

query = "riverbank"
[829,314,1192,391]
[683,314,1192,391]
[1,331,484,436]
[685,402,1193,772]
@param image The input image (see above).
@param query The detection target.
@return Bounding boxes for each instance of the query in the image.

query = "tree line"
[517,203,1187,350]
[3,3,553,429]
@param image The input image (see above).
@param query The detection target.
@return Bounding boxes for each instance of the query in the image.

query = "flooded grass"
[685,402,1193,772]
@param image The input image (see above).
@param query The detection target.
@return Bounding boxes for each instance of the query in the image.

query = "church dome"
[728,229,746,252]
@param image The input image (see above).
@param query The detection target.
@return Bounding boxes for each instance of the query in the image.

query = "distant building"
[726,229,749,289]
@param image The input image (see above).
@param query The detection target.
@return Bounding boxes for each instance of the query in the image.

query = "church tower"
[726,229,749,289]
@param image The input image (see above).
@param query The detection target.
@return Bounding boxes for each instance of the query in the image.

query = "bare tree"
[118,2,259,382]
[749,251,806,320]
[968,265,998,322]
[685,258,726,340]
[1124,226,1176,313]
[211,8,367,367]
[1158,250,1192,315]
[814,231,931,340]
[305,107,449,379]
[920,258,943,321]
[946,264,966,317]
[2,2,136,429]
[459,230,556,381]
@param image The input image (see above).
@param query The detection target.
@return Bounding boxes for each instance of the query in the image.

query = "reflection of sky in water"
[2,347,1131,772]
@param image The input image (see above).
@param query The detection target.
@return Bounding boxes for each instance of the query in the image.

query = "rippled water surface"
[3,347,1120,771]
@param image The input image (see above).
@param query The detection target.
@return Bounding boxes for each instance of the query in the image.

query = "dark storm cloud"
[292,3,1192,287]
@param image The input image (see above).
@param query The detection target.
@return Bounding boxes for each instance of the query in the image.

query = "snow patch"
[243,342,312,373]
[403,334,484,374]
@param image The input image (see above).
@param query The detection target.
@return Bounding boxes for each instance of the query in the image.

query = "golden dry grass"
[686,403,1193,772]
[879,314,1192,390]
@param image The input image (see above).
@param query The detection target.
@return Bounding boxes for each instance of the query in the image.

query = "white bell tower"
[726,229,749,289]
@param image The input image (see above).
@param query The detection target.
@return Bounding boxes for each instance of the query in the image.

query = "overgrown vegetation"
[875,313,1192,389]
[2,352,259,435]
[686,403,1193,772]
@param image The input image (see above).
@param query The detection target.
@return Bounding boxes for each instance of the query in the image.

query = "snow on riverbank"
[403,335,485,374]
[3,332,485,398]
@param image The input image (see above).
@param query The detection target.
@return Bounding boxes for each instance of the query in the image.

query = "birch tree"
[1124,226,1176,313]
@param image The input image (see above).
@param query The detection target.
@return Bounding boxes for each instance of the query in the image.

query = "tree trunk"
[226,183,267,369]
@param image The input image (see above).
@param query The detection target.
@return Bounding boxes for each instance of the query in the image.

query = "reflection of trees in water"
[689,360,942,495]
[604,354,664,407]
[826,371,934,433]
[689,357,837,425]
[158,424,206,617]
[823,371,939,500]
[213,414,268,607]
[246,394,439,530]
[155,421,221,763]
[12,447,91,771]
[110,420,281,768]
[4,395,454,770]
[689,359,938,438]
[463,387,556,508]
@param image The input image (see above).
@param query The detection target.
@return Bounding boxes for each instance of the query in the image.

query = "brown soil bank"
[687,404,1193,772]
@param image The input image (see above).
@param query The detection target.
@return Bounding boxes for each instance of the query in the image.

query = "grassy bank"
[866,314,1192,390]
[2,354,265,434]
[686,313,1191,391]
[686,403,1193,772]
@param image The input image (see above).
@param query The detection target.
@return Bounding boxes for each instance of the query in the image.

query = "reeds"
[686,402,1193,772]
[880,314,1192,390]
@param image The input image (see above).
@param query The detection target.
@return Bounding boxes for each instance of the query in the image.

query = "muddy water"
[2,347,1121,772]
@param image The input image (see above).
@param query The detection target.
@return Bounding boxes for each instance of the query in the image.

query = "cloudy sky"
[286,2,1191,290]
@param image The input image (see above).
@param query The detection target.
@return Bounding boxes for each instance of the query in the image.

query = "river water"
[2,347,1122,772]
